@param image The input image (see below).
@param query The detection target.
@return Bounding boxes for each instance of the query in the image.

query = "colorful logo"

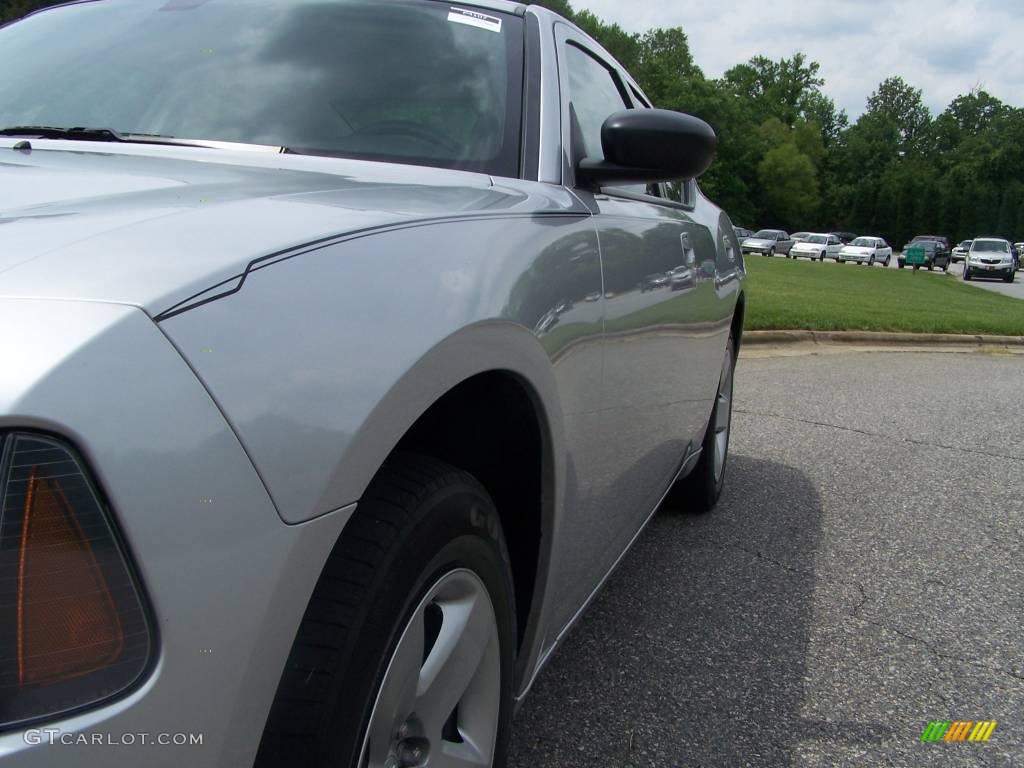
[921,721,997,742]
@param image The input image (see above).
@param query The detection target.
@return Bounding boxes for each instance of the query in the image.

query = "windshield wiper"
[0,126,287,153]
[0,126,210,148]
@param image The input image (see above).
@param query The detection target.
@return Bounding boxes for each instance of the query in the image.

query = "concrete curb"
[744,330,1024,347]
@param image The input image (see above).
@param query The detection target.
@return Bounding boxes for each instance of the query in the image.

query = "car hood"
[792,241,822,249]
[0,140,547,315]
[841,246,872,252]
[743,238,774,247]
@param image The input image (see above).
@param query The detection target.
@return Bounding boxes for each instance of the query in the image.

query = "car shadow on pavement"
[509,453,894,767]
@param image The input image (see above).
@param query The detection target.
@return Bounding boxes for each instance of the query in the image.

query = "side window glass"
[666,180,696,207]
[564,44,630,162]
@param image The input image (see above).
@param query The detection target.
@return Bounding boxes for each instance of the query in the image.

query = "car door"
[827,234,842,258]
[546,24,727,634]
[777,231,794,254]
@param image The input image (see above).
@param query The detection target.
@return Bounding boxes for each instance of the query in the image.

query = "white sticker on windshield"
[448,7,503,33]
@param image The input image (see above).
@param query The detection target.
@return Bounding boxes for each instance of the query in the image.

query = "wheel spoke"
[365,609,424,765]
[430,741,491,768]
[416,591,493,738]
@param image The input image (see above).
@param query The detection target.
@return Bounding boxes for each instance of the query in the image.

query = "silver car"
[742,229,794,256]
[0,2,744,767]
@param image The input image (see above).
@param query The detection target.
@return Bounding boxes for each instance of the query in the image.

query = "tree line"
[528,0,1024,246]
[6,0,1023,246]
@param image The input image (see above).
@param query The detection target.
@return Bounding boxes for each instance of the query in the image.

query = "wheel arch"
[315,321,563,693]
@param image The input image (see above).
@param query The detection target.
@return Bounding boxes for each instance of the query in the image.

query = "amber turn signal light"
[0,434,151,728]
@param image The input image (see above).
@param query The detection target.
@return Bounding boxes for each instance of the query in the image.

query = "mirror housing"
[575,109,716,189]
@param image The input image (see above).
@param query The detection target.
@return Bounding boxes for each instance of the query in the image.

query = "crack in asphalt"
[701,538,1024,690]
[734,408,1024,463]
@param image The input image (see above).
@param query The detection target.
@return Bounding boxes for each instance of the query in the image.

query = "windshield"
[0,0,523,176]
[807,235,827,244]
[959,240,973,248]
[850,237,874,247]
[973,240,1009,253]
[753,230,779,239]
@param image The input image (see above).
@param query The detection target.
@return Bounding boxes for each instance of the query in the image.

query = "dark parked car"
[830,231,858,244]
[733,226,754,240]
[898,239,951,271]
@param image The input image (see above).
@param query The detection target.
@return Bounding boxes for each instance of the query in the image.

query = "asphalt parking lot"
[509,349,1024,767]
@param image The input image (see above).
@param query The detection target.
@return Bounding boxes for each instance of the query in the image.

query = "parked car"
[0,2,746,767]
[964,238,1017,282]
[898,239,951,271]
[830,231,858,244]
[742,229,794,256]
[952,239,973,263]
[733,226,754,240]
[899,235,952,271]
[790,232,843,261]
[837,236,893,266]
[668,265,696,291]
[791,231,811,243]
[641,272,670,291]
[905,234,951,255]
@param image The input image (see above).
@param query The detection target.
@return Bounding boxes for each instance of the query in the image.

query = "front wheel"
[885,256,891,267]
[898,262,905,269]
[868,256,875,266]
[256,455,516,768]
[768,247,775,257]
[666,334,735,514]
[963,268,971,281]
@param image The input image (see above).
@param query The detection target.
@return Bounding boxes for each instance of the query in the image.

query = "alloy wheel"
[361,570,501,768]
[713,342,734,482]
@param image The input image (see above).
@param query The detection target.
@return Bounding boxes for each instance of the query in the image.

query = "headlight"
[0,432,152,728]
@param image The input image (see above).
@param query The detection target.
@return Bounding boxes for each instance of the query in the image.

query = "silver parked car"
[0,2,745,767]
[742,229,794,256]
[964,237,1017,282]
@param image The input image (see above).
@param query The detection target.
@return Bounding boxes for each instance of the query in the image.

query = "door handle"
[680,232,695,266]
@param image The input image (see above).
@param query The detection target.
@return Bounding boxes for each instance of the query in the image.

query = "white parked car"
[837,236,893,266]
[790,232,842,261]
[951,239,973,263]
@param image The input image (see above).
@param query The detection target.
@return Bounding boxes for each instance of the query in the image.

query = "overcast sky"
[571,0,1024,118]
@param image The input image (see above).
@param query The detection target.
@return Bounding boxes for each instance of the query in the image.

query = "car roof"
[972,237,1009,244]
[427,0,526,14]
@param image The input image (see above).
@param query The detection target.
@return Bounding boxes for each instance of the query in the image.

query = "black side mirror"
[576,109,716,188]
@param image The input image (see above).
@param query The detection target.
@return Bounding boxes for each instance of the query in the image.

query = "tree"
[864,76,931,155]
[757,143,819,229]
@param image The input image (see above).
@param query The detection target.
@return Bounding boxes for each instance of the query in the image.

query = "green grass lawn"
[745,257,1024,335]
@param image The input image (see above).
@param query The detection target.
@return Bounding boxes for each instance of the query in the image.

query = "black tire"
[898,262,905,269]
[666,334,735,514]
[885,256,891,267]
[1005,272,1015,283]
[868,256,875,267]
[768,247,775,257]
[838,259,845,264]
[927,264,933,271]
[256,454,516,768]
[820,251,826,262]
[964,268,971,281]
